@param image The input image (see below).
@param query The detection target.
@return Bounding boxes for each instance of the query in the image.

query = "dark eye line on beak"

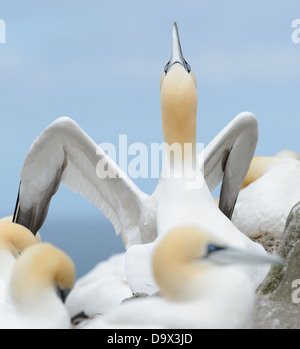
[164,60,192,75]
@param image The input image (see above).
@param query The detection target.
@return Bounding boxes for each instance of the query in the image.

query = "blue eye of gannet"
[164,60,191,75]
[207,244,226,254]
[164,60,192,75]
[164,61,170,75]
[185,61,191,73]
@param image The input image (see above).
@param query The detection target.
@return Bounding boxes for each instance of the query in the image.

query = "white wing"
[13,117,149,248]
[199,112,258,219]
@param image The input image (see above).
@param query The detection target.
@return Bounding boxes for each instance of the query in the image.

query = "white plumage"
[80,227,280,329]
[232,157,300,239]
[81,270,255,329]
[66,253,132,319]
[126,157,272,295]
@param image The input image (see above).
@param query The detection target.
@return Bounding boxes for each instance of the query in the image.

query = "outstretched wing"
[199,112,258,219]
[13,117,149,248]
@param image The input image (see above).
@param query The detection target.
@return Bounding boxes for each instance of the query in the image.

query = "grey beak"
[57,287,71,303]
[207,246,284,267]
[166,22,189,73]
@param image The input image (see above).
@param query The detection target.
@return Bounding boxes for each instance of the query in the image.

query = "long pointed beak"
[207,246,284,267]
[167,22,189,73]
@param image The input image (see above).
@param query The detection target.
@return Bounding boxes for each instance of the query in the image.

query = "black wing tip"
[12,182,21,224]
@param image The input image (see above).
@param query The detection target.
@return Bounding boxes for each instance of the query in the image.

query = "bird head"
[153,226,283,302]
[10,243,76,308]
[160,23,197,149]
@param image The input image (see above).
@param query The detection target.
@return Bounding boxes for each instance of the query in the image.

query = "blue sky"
[0,1,300,276]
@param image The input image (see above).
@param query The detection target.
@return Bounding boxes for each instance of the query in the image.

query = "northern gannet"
[13,23,257,249]
[124,26,269,295]
[0,218,37,302]
[81,226,281,329]
[232,151,300,240]
[0,243,75,329]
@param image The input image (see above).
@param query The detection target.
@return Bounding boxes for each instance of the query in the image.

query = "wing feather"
[13,117,148,248]
[199,112,258,219]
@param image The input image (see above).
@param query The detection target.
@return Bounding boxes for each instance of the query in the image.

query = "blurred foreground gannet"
[81,227,281,329]
[66,253,132,321]
[232,151,300,239]
[13,23,257,254]
[0,218,37,302]
[0,243,75,329]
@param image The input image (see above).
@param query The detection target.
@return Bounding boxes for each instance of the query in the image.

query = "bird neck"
[160,66,198,174]
[161,106,197,151]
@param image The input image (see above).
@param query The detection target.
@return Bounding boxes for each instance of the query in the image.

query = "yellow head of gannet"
[10,243,76,306]
[276,149,300,161]
[153,226,282,302]
[160,23,198,151]
[0,221,37,257]
[241,151,300,190]
[241,157,280,189]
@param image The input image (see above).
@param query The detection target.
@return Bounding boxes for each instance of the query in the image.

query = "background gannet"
[232,151,300,242]
[275,149,300,161]
[81,226,280,329]
[0,243,75,329]
[12,23,257,255]
[0,216,14,224]
[66,253,132,322]
[0,219,37,302]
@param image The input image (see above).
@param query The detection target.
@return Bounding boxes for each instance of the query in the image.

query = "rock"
[253,297,300,329]
[250,232,281,253]
[257,201,300,302]
[254,202,300,328]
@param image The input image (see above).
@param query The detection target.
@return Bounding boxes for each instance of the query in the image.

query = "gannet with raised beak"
[232,150,300,239]
[125,33,270,294]
[81,226,281,329]
[0,243,75,329]
[12,22,259,294]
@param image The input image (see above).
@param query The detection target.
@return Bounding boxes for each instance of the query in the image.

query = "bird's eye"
[207,244,225,255]
[164,61,170,75]
[185,60,191,73]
